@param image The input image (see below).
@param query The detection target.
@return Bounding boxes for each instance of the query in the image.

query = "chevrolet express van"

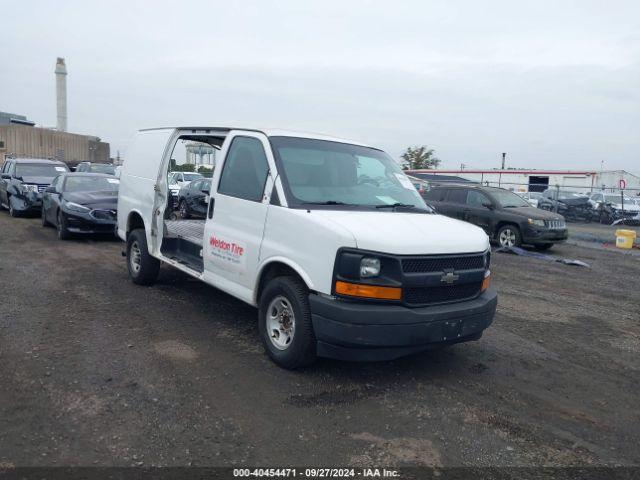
[117,127,497,368]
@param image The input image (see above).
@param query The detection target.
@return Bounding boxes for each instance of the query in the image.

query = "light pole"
[499,153,506,187]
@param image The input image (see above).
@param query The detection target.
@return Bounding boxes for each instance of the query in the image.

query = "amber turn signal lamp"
[335,281,402,300]
[481,271,491,291]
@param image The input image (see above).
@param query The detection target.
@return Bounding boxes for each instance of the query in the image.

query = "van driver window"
[218,137,269,202]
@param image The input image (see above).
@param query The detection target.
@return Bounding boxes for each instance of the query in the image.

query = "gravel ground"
[568,222,639,246]
[0,212,639,468]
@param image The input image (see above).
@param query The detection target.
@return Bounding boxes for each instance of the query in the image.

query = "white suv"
[117,127,496,368]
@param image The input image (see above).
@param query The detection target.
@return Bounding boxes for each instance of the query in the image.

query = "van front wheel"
[259,276,317,369]
[127,229,160,285]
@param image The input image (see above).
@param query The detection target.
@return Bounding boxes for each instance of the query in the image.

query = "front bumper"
[11,192,43,212]
[309,287,497,361]
[523,227,569,244]
[63,210,117,234]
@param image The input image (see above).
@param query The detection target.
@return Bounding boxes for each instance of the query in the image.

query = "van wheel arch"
[127,211,145,238]
[256,262,311,304]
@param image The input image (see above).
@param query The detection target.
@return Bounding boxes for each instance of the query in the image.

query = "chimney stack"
[55,57,67,132]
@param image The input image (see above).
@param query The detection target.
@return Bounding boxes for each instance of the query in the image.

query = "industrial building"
[0,58,110,167]
[405,169,640,193]
[0,122,110,166]
[0,111,36,127]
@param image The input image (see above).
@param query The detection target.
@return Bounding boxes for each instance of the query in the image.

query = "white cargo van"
[118,127,497,368]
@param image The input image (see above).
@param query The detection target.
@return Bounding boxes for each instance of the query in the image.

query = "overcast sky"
[1,0,638,172]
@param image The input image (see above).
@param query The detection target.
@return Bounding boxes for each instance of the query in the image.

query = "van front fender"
[254,257,315,304]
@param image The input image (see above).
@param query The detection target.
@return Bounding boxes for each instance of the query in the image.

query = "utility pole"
[499,153,506,188]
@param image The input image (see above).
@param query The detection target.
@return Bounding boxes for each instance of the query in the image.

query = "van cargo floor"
[164,220,205,245]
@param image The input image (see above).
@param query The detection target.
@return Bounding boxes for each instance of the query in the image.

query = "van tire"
[127,228,160,285]
[259,276,317,369]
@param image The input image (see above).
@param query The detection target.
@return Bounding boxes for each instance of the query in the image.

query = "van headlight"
[22,184,38,193]
[360,257,381,278]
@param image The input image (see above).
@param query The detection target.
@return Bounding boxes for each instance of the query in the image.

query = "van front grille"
[401,255,484,274]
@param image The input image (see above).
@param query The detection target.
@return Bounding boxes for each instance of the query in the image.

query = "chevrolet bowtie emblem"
[440,271,459,284]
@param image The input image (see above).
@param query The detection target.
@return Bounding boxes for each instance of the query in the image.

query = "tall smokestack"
[55,57,67,132]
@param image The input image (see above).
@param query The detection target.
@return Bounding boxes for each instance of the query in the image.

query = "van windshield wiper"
[375,203,416,209]
[303,200,352,206]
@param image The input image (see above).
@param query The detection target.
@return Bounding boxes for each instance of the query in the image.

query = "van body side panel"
[257,207,357,299]
[117,129,174,245]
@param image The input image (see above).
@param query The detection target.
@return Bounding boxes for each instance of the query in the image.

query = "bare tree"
[401,146,441,170]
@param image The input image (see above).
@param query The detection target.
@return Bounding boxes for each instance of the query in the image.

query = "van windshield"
[270,137,429,211]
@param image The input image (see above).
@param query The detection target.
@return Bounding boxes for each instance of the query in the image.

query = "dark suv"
[423,185,568,250]
[0,158,69,217]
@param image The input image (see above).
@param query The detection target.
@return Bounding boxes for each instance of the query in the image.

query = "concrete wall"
[0,124,110,166]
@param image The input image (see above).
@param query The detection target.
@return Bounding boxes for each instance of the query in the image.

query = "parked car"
[537,189,594,222]
[588,192,640,224]
[0,158,69,217]
[177,178,212,219]
[518,191,542,208]
[41,173,119,240]
[168,171,203,188]
[167,173,184,208]
[75,162,116,175]
[118,127,497,368]
[423,184,567,250]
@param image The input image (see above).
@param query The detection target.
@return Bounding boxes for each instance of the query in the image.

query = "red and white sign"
[209,235,246,271]
[619,179,627,190]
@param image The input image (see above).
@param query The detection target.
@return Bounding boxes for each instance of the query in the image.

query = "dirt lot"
[0,213,639,468]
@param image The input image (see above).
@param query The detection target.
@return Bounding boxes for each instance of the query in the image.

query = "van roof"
[138,126,375,149]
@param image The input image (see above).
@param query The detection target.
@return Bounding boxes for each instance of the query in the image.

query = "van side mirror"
[201,188,210,195]
[1,173,10,180]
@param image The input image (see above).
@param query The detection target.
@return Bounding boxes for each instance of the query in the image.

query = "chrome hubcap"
[266,296,295,350]
[499,229,516,247]
[130,241,142,274]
